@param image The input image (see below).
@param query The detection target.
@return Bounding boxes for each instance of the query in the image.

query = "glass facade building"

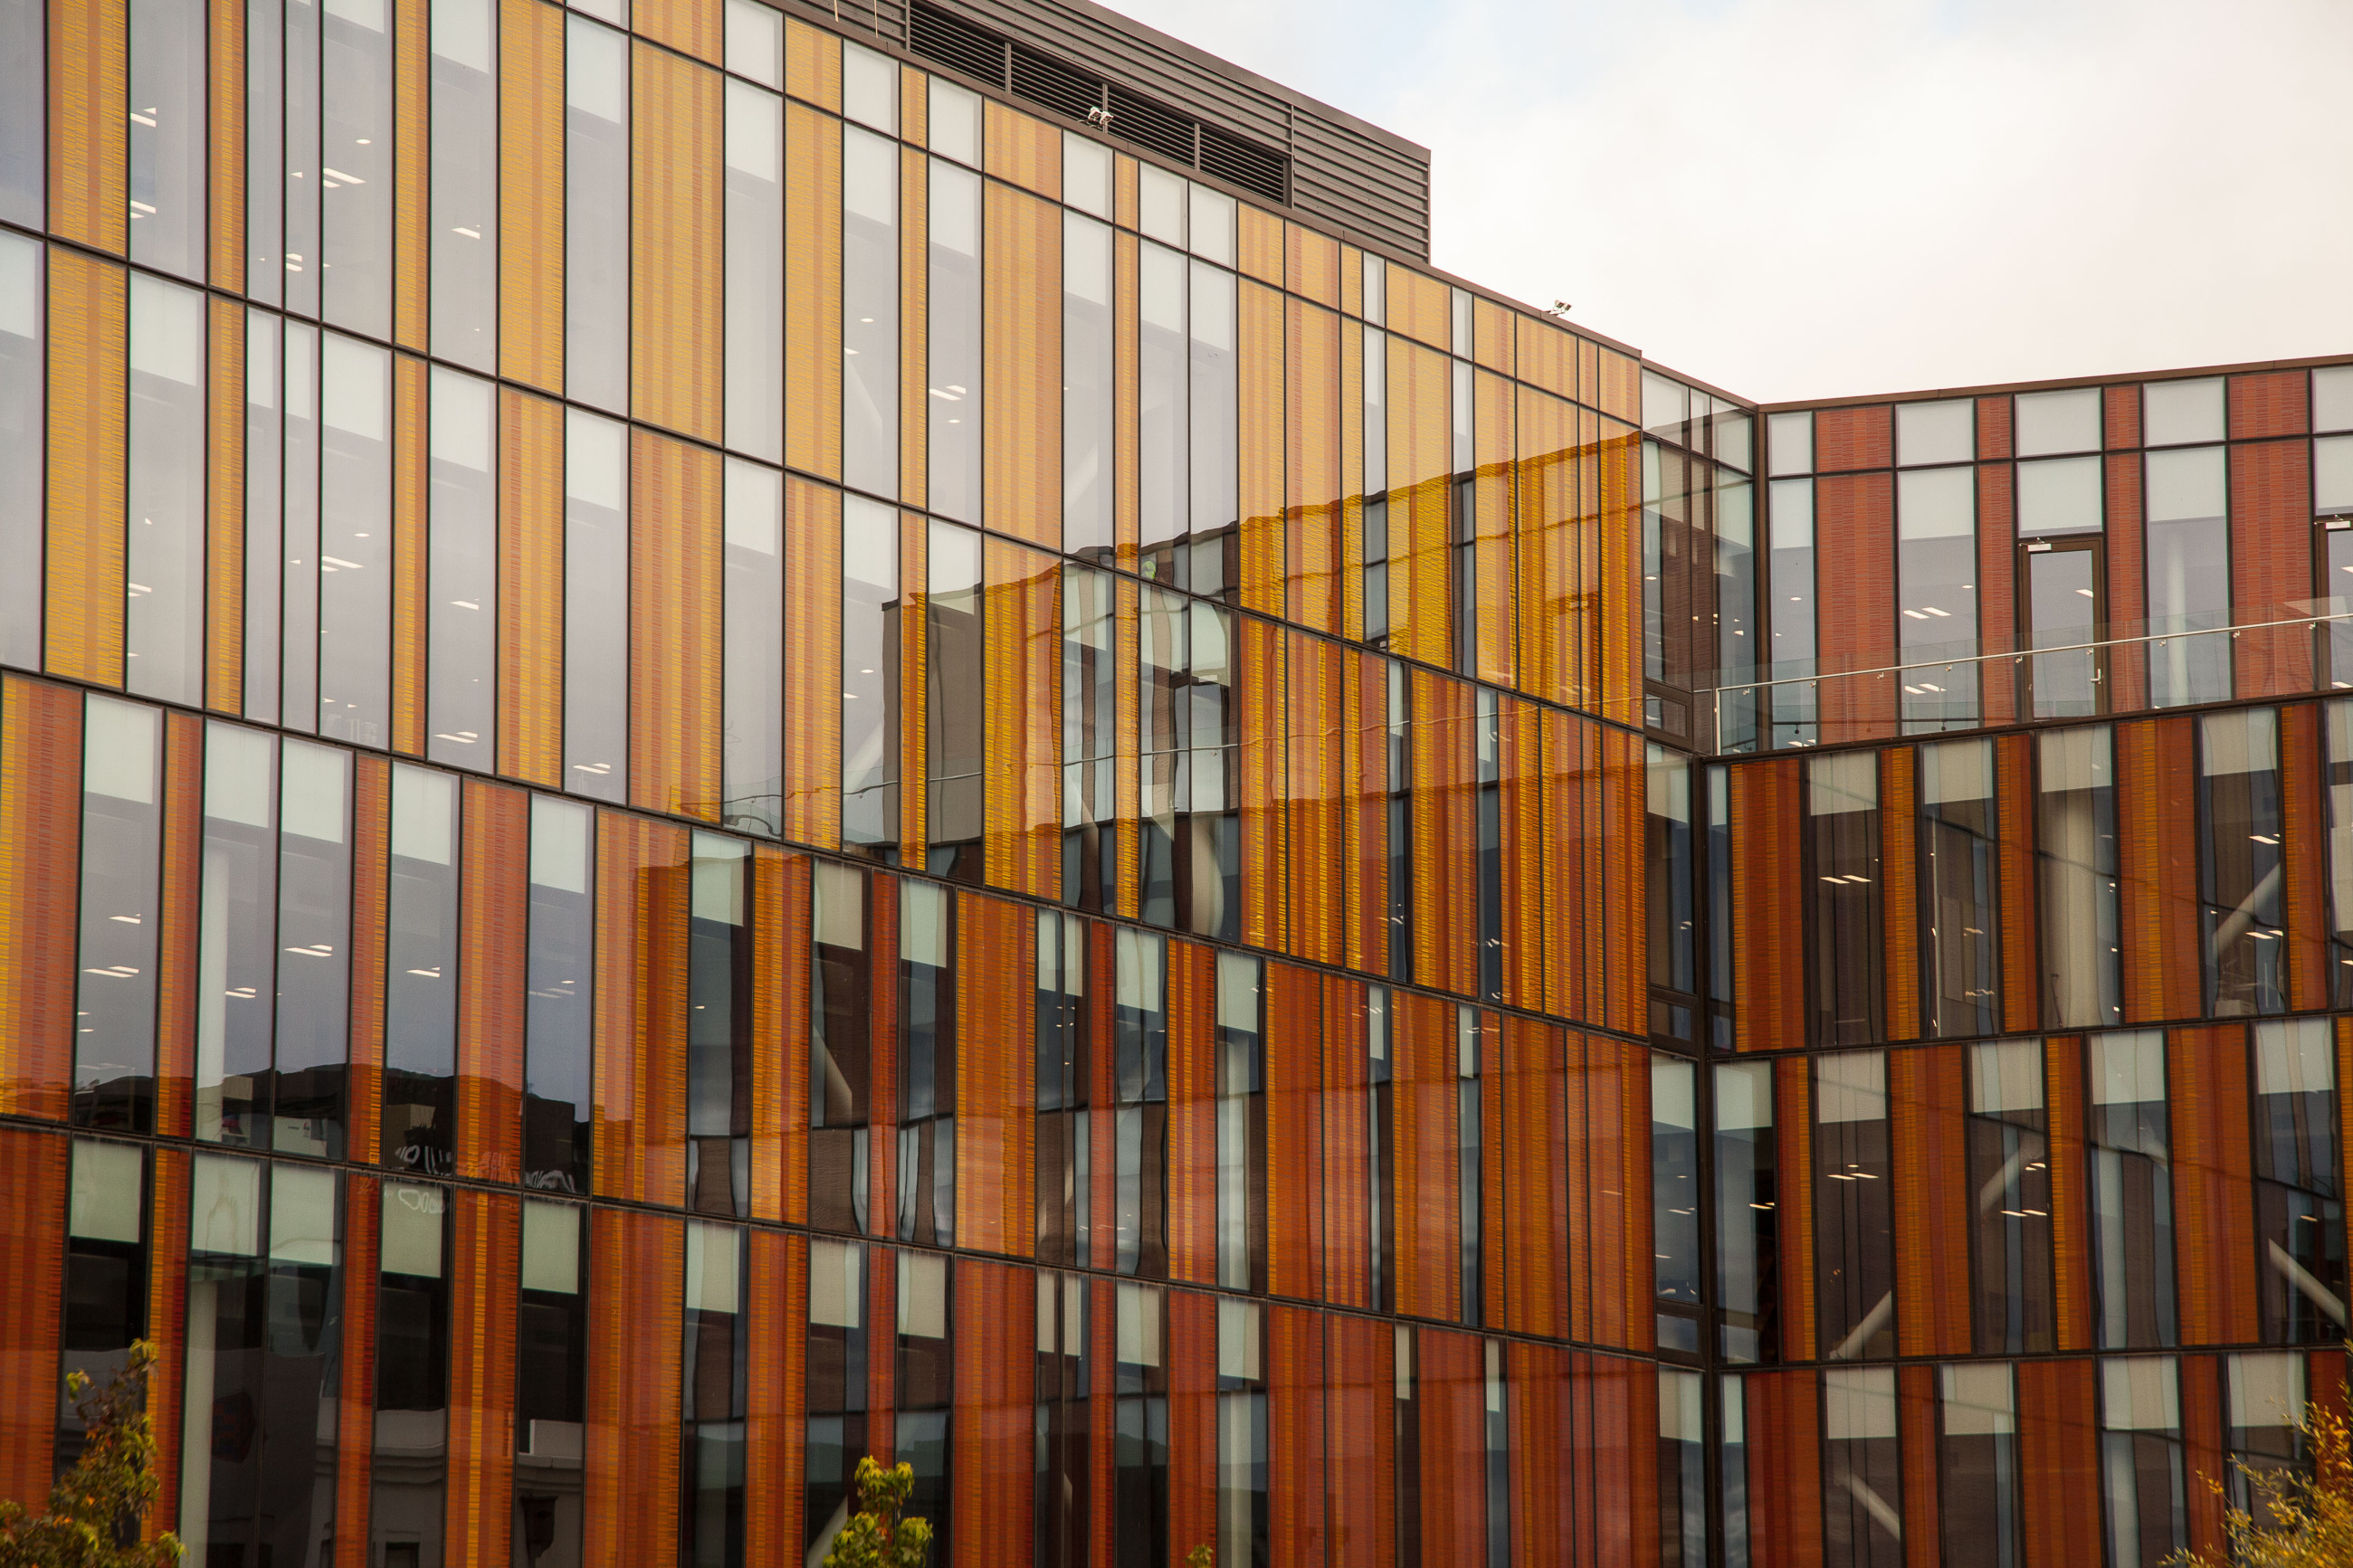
[1,1,2351,1565]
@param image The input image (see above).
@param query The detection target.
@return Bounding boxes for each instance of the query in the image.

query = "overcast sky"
[1105,0,2353,404]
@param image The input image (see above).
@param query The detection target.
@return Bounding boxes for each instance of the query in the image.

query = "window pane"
[2089,1031,2176,1348]
[722,460,782,833]
[321,0,394,336]
[127,273,208,706]
[384,765,460,1175]
[2015,387,2101,457]
[2200,708,2284,1016]
[1895,399,1972,467]
[74,698,163,1133]
[566,16,630,413]
[319,333,392,746]
[1064,213,1115,556]
[1919,740,1997,1038]
[0,233,40,669]
[129,0,208,278]
[426,366,497,769]
[2142,378,2223,447]
[564,410,629,800]
[429,0,499,370]
[2016,456,2102,537]
[843,125,898,497]
[723,79,783,461]
[2145,446,2230,706]
[525,795,594,1192]
[1815,1050,1894,1359]
[928,161,981,521]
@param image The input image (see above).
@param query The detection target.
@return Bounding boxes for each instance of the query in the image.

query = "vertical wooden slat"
[1891,1043,1971,1356]
[1415,1327,1487,1563]
[143,1145,192,1541]
[1776,1057,1818,1358]
[393,0,429,350]
[980,537,1060,898]
[1730,758,1805,1051]
[46,251,129,688]
[1239,617,1287,955]
[982,180,1060,551]
[49,0,128,252]
[1166,1288,1218,1564]
[1501,1015,1567,1340]
[333,1173,382,1566]
[1743,1368,1823,1568]
[631,43,722,445]
[627,430,722,819]
[1319,974,1369,1311]
[634,0,719,62]
[2043,1036,2093,1351]
[1996,733,2041,1034]
[443,1188,519,1564]
[206,297,246,712]
[1881,748,1920,1041]
[0,677,74,1120]
[783,16,839,110]
[1596,418,1643,729]
[208,0,247,290]
[456,779,528,1182]
[2105,450,2148,711]
[496,386,564,787]
[785,101,843,480]
[782,478,843,850]
[2117,717,2203,1022]
[1285,299,1340,635]
[593,813,690,1208]
[155,710,204,1137]
[751,845,795,1225]
[2170,1022,2260,1345]
[1393,990,1459,1324]
[2282,701,2331,1009]
[981,100,1059,199]
[2180,1354,2229,1558]
[1239,278,1285,614]
[390,354,427,754]
[0,1126,66,1499]
[1166,940,1216,1285]
[745,1229,807,1561]
[586,1206,683,1566]
[953,891,1034,1259]
[951,1258,1034,1566]
[1325,1311,1395,1568]
[1508,1341,1568,1568]
[1285,222,1338,309]
[348,755,390,1163]
[1264,962,1323,1302]
[2016,1359,2102,1568]
[498,0,564,394]
[1898,1363,1941,1568]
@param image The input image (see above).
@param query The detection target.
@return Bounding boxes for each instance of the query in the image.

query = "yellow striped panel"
[46,250,127,688]
[632,43,722,446]
[498,0,564,394]
[982,179,1059,550]
[785,100,842,480]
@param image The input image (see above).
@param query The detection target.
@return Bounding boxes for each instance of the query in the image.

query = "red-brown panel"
[457,779,528,1182]
[334,1172,382,1566]
[2043,1037,2093,1351]
[753,846,799,1225]
[1167,940,1216,1285]
[1580,1352,1661,1568]
[1977,393,2014,461]
[1087,1276,1117,1562]
[2104,385,2139,451]
[2116,717,2202,1022]
[1319,974,1370,1311]
[0,1126,65,1499]
[952,1257,1034,1567]
[1499,695,1546,1014]
[1508,1341,1569,1568]
[1167,1288,1217,1563]
[1583,1032,1653,1354]
[1541,711,1583,1026]
[1731,757,1805,1051]
[2180,1353,2228,1558]
[955,890,1034,1259]
[1324,1310,1395,1568]
[1816,404,1892,472]
[2282,702,2331,1010]
[1417,1328,1489,1565]
[586,1205,683,1566]
[1891,1043,1971,1356]
[1815,472,1898,741]
[1776,1058,1818,1358]
[1977,460,2017,726]
[746,1230,806,1566]
[1996,734,2041,1036]
[864,1243,894,1464]
[1284,629,1345,969]
[593,812,690,1208]
[143,1146,191,1545]
[1239,615,1288,955]
[0,676,81,1121]
[1270,1303,1327,1563]
[1265,962,1324,1302]
[1501,1014,1567,1340]
[2170,1023,2260,1345]
[443,1187,519,1564]
[1744,1368,1824,1568]
[1899,1363,1941,1568]
[2016,1359,2102,1568]
[1394,990,1460,1325]
[348,755,388,1164]
[2231,438,2314,697]
[2229,369,2308,440]
[1881,749,1920,1043]
[2105,451,2148,710]
[156,710,204,1137]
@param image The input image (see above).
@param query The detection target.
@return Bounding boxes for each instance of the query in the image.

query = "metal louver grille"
[1198,126,1285,204]
[909,5,1005,87]
[1010,43,1100,121]
[1103,84,1193,167]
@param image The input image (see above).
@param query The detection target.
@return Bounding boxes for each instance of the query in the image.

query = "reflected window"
[429,0,498,370]
[722,461,783,834]
[1815,1050,1893,1361]
[811,863,872,1236]
[1808,755,1882,1047]
[1653,1055,1700,1355]
[687,837,752,1217]
[804,1239,869,1560]
[843,126,899,498]
[1036,913,1090,1269]
[1939,1363,2021,1568]
[1113,1282,1167,1568]
[681,1221,746,1563]
[2253,1020,2344,1345]
[1714,1060,1777,1364]
[74,698,163,1133]
[1967,1042,2053,1354]
[126,274,207,705]
[2199,708,2284,1016]
[2088,1031,2176,1349]
[2145,446,2231,707]
[564,411,629,802]
[1215,1298,1267,1568]
[516,1199,586,1567]
[897,1251,954,1554]
[1919,739,1997,1038]
[426,367,497,769]
[374,1183,450,1564]
[1822,1366,1901,1568]
[843,497,900,853]
[2036,726,2121,1029]
[58,1140,148,1471]
[565,16,629,413]
[899,882,957,1247]
[2100,1356,2186,1568]
[383,765,460,1175]
[1114,930,1168,1278]
[524,796,595,1193]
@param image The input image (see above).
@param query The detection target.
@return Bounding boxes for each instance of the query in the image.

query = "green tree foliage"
[0,1340,181,1568]
[1186,1546,1215,1568]
[822,1457,934,1568]
[2170,1397,2353,1568]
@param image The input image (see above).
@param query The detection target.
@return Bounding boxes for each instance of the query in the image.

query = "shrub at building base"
[2172,1398,2353,1568]
[822,1457,935,1568]
[0,1340,181,1568]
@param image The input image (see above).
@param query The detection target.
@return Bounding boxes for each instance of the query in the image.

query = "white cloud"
[1101,0,2353,403]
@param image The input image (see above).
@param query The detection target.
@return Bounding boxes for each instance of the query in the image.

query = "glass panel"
[1815,1050,1894,1360]
[804,1238,868,1558]
[1896,466,1977,731]
[2100,1356,2186,1568]
[1064,213,1115,556]
[1062,565,1115,911]
[129,0,208,277]
[2089,1032,2176,1348]
[895,1250,953,1549]
[723,79,783,463]
[516,1199,586,1564]
[0,233,40,669]
[1138,166,1184,248]
[2142,378,2223,447]
[74,698,164,1132]
[1114,929,1168,1278]
[426,366,497,768]
[1821,1365,1901,1568]
[687,836,751,1217]
[841,41,894,131]
[1919,740,1997,1038]
[243,310,283,722]
[1967,1041,2053,1353]
[723,0,779,85]
[283,322,322,729]
[429,0,498,370]
[1714,1061,1777,1364]
[1063,133,1110,219]
[1767,410,1812,477]
[1138,244,1188,551]
[524,796,594,1192]
[1113,1281,1167,1567]
[1188,261,1237,550]
[721,460,783,833]
[383,765,460,1175]
[198,723,278,1147]
[1214,1298,1266,1567]
[2025,546,2100,718]
[1895,399,1972,467]
[2016,456,2103,537]
[319,333,392,746]
[928,161,982,522]
[2145,447,2230,708]
[1768,478,1815,746]
[564,410,628,800]
[274,739,351,1159]
[2252,1019,2343,1345]
[681,1222,745,1563]
[566,16,630,413]
[927,78,979,166]
[843,125,899,498]
[2200,708,2284,1017]
[1188,185,1233,266]
[1809,755,1881,1046]
[0,0,40,228]
[2015,387,2101,457]
[374,1181,449,1561]
[1653,1056,1700,1354]
[842,496,900,851]
[898,880,957,1246]
[128,274,208,705]
[2317,366,2353,434]
[58,1139,148,1470]
[925,521,982,878]
[2037,727,2121,1028]
[1214,955,1263,1293]
[1939,1363,2021,1568]
[321,0,394,336]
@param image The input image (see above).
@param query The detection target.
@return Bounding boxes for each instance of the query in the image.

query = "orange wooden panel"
[593,812,690,1208]
[394,0,428,350]
[48,0,128,252]
[1776,1057,1818,1357]
[1996,733,2041,1035]
[2170,1023,2259,1345]
[1515,388,1577,708]
[1283,630,1344,968]
[1385,262,1448,349]
[785,101,843,480]
[1538,710,1580,1023]
[1286,223,1338,308]
[1508,1341,1569,1568]
[2282,702,2331,1010]
[982,100,1058,199]
[952,1258,1036,1566]
[1744,1369,1823,1568]
[206,297,246,712]
[348,756,390,1163]
[1518,317,1575,403]
[632,43,723,445]
[781,478,843,850]
[2116,717,2202,1022]
[2105,451,2148,711]
[2180,1353,2228,1558]
[1239,616,1287,955]
[783,15,839,109]
[1416,1328,1488,1563]
[628,431,722,820]
[586,1206,684,1566]
[1499,697,1545,1013]
[1881,748,1920,1041]
[1285,299,1341,635]
[1596,420,1642,727]
[1394,990,1460,1323]
[981,537,1060,897]
[901,62,927,144]
[1408,668,1473,1000]
[2043,1036,2093,1351]
[900,147,928,508]
[46,251,128,688]
[0,676,81,1121]
[634,0,719,62]
[496,387,563,787]
[1580,1351,1661,1568]
[1595,348,1641,427]
[498,0,564,394]
[1342,651,1385,978]
[334,1174,382,1566]
[156,711,204,1137]
[143,1146,192,1544]
[1239,279,1285,614]
[1324,1311,1395,1568]
[1386,334,1451,668]
[864,1242,894,1460]
[1167,940,1216,1285]
[1814,470,1898,742]
[1270,1303,1327,1562]
[2016,1359,2101,1568]
[1501,1015,1567,1339]
[208,0,246,289]
[1602,725,1649,1038]
[458,779,529,1182]
[1816,404,1893,472]
[1167,1288,1218,1564]
[1338,245,1361,318]
[1481,1030,1507,1327]
[1474,368,1515,688]
[751,846,796,1225]
[983,180,1060,550]
[898,514,930,869]
[1264,962,1324,1301]
[391,354,427,754]
[745,1229,807,1561]
[1899,1364,1941,1568]
[1891,1044,1971,1356]
[0,1126,66,1499]
[1318,974,1370,1311]
[2231,439,2315,697]
[443,1187,520,1564]
[1238,204,1282,284]
[955,890,1035,1259]
[1585,1032,1654,1352]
